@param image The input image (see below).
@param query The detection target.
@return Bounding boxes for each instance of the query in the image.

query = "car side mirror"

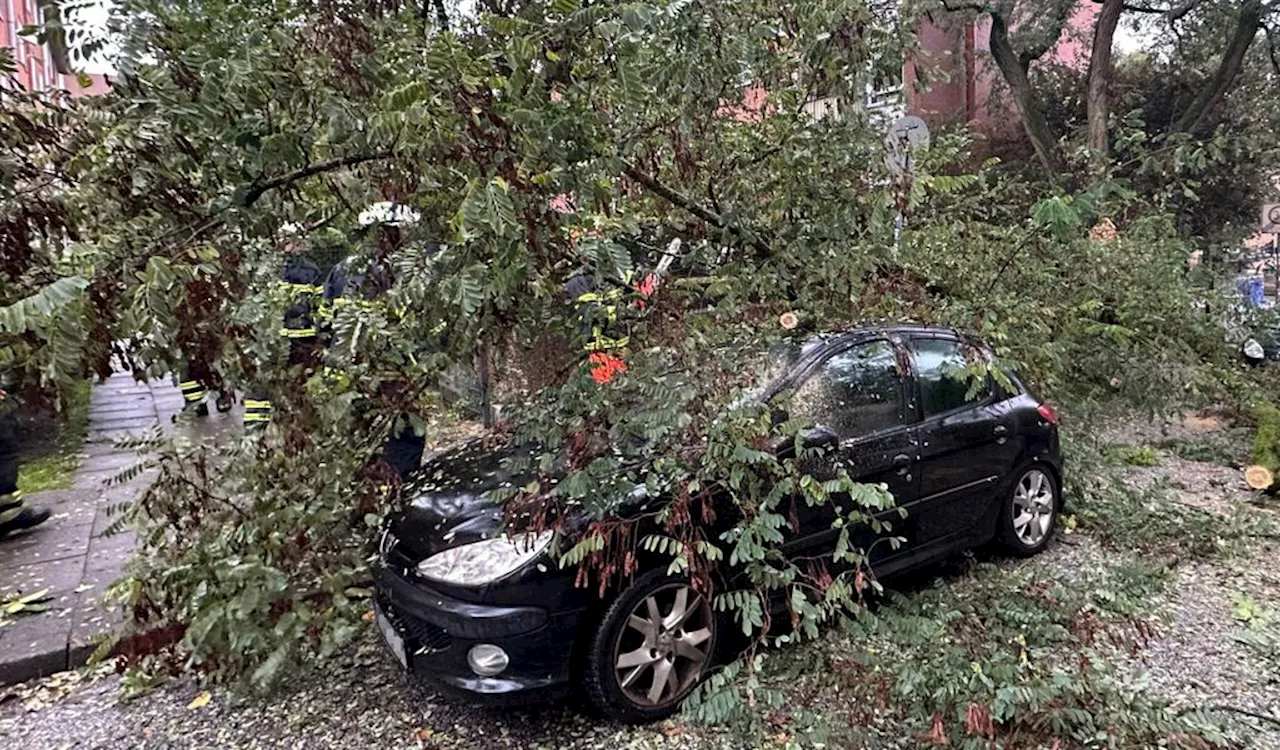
[800,425,840,449]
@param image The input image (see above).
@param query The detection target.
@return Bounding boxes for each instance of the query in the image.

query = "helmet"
[358,202,421,228]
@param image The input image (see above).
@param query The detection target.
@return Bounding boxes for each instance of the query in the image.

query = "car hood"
[389,441,538,562]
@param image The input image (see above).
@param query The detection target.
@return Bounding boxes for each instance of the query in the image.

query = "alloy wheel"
[613,583,714,707]
[1011,469,1055,546]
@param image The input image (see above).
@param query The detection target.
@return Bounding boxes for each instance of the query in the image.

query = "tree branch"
[1266,24,1280,78]
[1179,704,1280,729]
[241,151,393,207]
[1017,0,1077,69]
[1088,0,1202,17]
[35,0,71,75]
[939,0,1064,177]
[1165,0,1204,22]
[1174,0,1264,134]
[621,163,773,257]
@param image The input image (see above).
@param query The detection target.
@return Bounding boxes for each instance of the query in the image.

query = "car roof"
[824,322,965,342]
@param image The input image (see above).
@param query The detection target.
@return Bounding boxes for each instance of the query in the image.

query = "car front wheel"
[999,465,1059,556]
[583,570,717,723]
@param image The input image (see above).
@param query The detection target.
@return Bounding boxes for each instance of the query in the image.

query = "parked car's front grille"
[380,597,453,655]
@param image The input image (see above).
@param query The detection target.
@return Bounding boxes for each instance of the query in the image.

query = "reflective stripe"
[183,390,208,403]
[279,283,324,295]
[279,327,318,338]
[576,288,625,305]
[0,491,23,509]
[179,381,200,389]
[0,506,22,524]
[243,400,273,409]
[243,414,273,422]
[584,335,629,351]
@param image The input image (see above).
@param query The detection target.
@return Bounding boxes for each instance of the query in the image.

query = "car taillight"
[1037,403,1059,425]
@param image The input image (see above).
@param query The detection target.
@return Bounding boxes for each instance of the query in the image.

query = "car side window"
[788,340,904,440]
[911,338,989,417]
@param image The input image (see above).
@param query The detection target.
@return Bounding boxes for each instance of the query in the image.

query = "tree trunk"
[35,0,71,75]
[987,12,1065,177]
[1175,0,1264,135]
[1086,0,1125,163]
[476,337,494,428]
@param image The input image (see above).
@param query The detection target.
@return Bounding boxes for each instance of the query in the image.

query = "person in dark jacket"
[322,203,428,478]
[0,391,50,537]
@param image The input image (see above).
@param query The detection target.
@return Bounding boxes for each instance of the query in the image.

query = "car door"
[779,338,921,566]
[907,335,1020,548]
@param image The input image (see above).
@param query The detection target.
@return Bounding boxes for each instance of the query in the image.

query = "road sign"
[884,115,931,176]
[1262,204,1280,233]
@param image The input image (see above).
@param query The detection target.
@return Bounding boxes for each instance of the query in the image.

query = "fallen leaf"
[19,588,51,603]
[362,609,376,622]
[73,584,93,594]
[187,691,212,710]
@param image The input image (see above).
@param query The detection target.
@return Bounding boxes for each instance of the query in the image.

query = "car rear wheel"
[998,465,1059,556]
[583,569,717,723]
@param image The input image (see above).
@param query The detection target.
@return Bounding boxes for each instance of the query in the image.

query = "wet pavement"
[0,372,240,685]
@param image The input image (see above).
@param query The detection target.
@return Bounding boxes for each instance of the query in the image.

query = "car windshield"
[734,337,828,406]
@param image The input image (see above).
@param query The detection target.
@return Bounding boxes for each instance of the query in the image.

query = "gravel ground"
[5,411,1280,749]
[1125,545,1280,749]
[0,635,739,750]
[1100,412,1280,747]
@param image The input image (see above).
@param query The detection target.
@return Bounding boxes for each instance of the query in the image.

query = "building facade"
[1,0,109,94]
[904,2,1099,133]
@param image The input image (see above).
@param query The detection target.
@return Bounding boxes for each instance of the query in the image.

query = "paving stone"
[88,394,153,410]
[84,531,137,573]
[38,491,100,530]
[90,503,133,538]
[67,567,125,667]
[0,520,91,572]
[0,557,85,685]
[78,450,148,474]
[0,554,85,599]
[86,427,161,444]
[88,395,153,412]
[86,415,159,432]
[0,610,71,684]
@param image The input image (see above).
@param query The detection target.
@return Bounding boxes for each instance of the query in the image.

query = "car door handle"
[892,453,911,475]
[993,425,1008,444]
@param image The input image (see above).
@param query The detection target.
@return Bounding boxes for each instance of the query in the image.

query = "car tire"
[582,569,718,723]
[998,464,1059,557]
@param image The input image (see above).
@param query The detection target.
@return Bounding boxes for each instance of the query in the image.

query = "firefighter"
[0,389,50,538]
[322,202,427,478]
[243,252,326,430]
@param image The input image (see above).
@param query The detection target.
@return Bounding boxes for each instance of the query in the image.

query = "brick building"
[1,0,109,94]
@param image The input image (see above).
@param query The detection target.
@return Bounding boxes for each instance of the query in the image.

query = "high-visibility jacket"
[278,258,325,341]
[568,269,636,352]
[243,257,325,430]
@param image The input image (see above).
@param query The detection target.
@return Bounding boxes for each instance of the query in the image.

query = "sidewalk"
[0,372,238,685]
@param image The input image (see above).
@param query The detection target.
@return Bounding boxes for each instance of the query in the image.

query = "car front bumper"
[373,565,584,703]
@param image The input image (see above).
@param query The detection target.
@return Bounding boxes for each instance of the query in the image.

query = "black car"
[373,324,1063,722]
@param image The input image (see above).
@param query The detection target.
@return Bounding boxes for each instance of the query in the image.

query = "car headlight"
[1244,338,1265,360]
[415,530,553,586]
